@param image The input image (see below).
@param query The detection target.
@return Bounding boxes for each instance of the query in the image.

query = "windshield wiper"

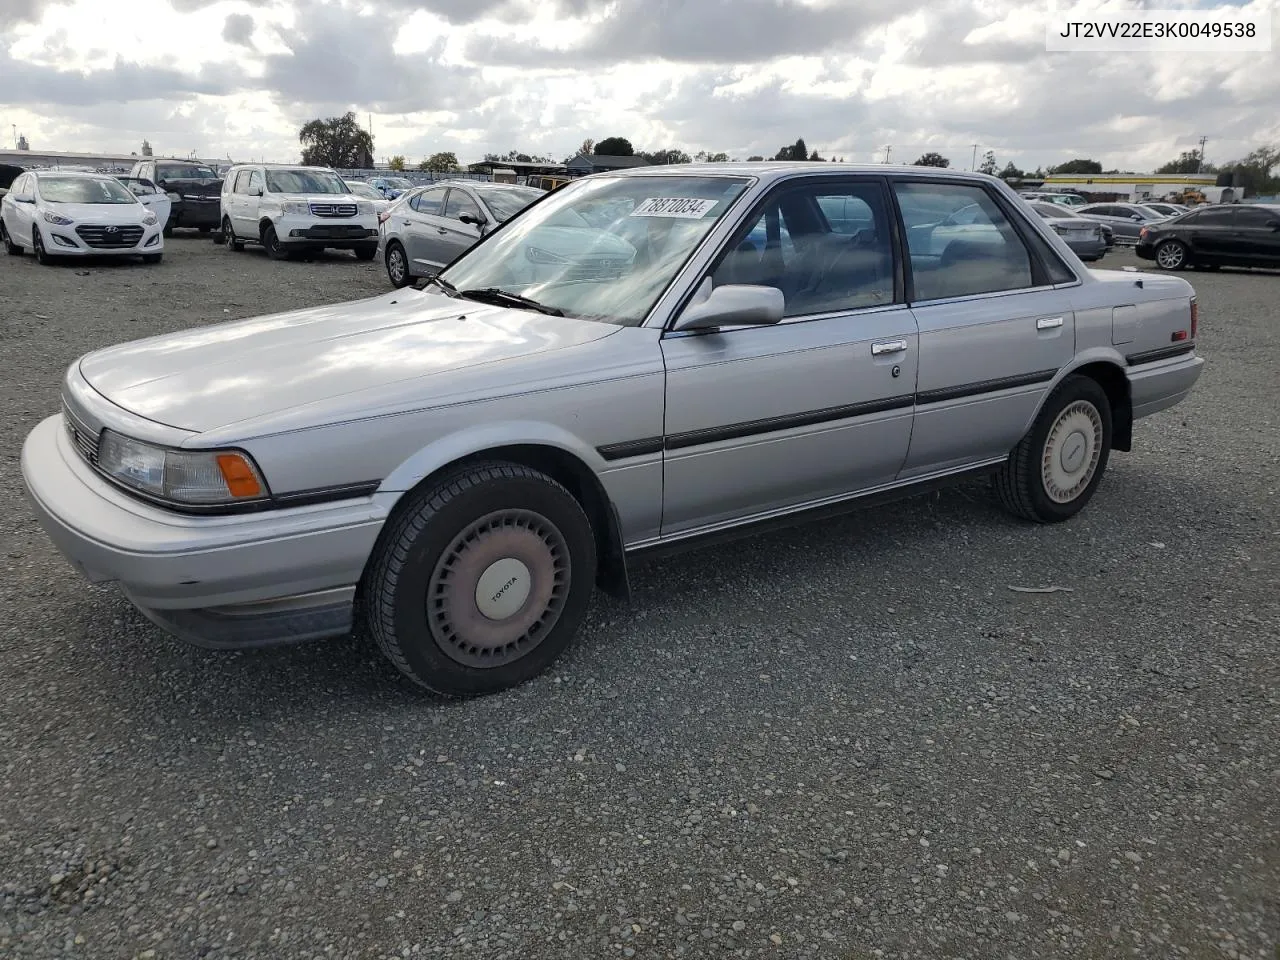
[456,287,563,316]
[419,274,458,297]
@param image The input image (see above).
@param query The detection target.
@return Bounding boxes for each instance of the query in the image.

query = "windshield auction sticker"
[629,197,718,219]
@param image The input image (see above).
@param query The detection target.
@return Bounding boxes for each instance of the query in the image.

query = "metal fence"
[333,169,495,185]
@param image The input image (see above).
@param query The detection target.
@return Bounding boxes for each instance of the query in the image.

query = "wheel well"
[1074,361,1132,451]
[258,218,274,240]
[365,444,630,605]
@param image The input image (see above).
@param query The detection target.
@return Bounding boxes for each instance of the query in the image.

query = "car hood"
[47,202,148,223]
[268,193,365,205]
[78,290,621,434]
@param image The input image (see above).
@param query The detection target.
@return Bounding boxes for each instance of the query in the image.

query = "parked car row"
[20,164,1205,696]
[1137,202,1280,270]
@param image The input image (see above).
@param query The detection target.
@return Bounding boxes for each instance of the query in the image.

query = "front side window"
[38,176,137,204]
[246,170,264,196]
[712,180,894,317]
[894,181,1033,301]
[264,168,349,194]
[443,188,482,222]
[440,174,751,326]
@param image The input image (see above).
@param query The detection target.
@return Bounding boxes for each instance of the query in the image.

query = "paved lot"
[1,236,1277,959]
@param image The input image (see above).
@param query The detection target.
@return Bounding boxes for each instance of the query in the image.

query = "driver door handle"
[871,340,907,356]
[1036,316,1064,330]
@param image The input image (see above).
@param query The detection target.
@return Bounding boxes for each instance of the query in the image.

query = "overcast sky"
[0,0,1276,172]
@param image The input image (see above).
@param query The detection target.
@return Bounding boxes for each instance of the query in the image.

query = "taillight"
[1139,226,1149,240]
[1190,297,1198,339]
[377,211,390,224]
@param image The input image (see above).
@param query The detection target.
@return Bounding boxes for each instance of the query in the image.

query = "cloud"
[221,12,255,46]
[0,46,241,107]
[0,0,68,24]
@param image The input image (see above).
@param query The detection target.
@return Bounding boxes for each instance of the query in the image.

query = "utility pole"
[971,143,979,171]
[883,145,891,164]
[1196,135,1208,173]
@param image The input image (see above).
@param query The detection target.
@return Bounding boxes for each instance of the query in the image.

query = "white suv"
[217,163,380,260]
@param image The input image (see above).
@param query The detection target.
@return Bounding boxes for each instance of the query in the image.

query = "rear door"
[893,178,1077,479]
[3,174,34,244]
[1226,206,1280,265]
[400,185,449,273]
[659,175,919,534]
[1182,207,1235,261]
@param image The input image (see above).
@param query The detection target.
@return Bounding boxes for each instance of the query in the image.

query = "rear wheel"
[1,220,20,255]
[354,242,378,261]
[365,462,597,697]
[262,223,289,261]
[1155,239,1187,270]
[995,375,1112,523]
[385,241,411,287]
[222,216,244,251]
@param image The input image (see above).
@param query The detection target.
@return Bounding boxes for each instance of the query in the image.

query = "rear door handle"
[1036,316,1064,330]
[437,228,448,234]
[871,340,907,356]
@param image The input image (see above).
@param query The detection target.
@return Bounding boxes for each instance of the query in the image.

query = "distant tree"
[388,155,406,171]
[809,149,822,161]
[999,161,1024,180]
[914,151,950,168]
[141,139,153,157]
[1217,145,1280,195]
[694,151,730,162]
[299,111,375,168]
[979,150,997,175]
[579,138,595,156]
[638,148,691,165]
[594,136,635,156]
[1155,150,1203,175]
[16,133,29,151]
[746,155,764,162]
[1050,158,1102,175]
[423,151,460,172]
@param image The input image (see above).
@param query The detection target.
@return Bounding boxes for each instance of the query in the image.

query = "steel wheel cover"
[426,508,570,668]
[1041,400,1103,503]
[1157,243,1184,268]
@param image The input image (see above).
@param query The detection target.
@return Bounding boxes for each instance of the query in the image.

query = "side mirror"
[1268,219,1280,231]
[1131,215,1143,221]
[459,213,486,226]
[672,283,785,332]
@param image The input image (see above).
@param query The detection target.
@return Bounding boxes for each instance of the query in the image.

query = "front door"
[659,176,918,536]
[892,178,1077,478]
[437,188,484,265]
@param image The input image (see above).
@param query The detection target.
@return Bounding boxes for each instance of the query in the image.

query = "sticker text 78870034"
[628,197,719,219]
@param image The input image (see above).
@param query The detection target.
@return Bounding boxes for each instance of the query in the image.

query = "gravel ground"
[1,235,1277,959]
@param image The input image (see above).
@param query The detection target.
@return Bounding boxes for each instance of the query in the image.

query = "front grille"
[75,225,144,249]
[62,402,100,465]
[310,203,358,218]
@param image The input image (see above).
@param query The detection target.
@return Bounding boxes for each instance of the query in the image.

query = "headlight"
[355,201,373,215]
[282,201,310,215]
[526,245,569,264]
[43,212,74,225]
[142,212,158,226]
[96,431,268,506]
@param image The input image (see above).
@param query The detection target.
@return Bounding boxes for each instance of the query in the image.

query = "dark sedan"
[1136,204,1280,271]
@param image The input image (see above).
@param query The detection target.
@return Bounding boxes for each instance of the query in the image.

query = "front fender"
[377,419,608,494]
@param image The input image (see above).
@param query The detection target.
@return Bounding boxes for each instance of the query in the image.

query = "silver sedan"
[1025,201,1108,261]
[1076,202,1169,244]
[377,180,544,287]
[22,165,1204,697]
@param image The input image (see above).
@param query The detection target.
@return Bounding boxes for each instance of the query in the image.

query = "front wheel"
[365,462,597,697]
[262,223,289,261]
[1,220,20,255]
[32,227,52,265]
[995,375,1112,523]
[142,253,162,264]
[354,243,378,261]
[385,241,411,288]
[1155,239,1187,270]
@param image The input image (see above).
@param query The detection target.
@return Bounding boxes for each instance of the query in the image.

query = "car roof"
[601,161,1009,186]
[31,170,116,179]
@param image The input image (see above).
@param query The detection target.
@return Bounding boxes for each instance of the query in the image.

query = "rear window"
[157,163,218,181]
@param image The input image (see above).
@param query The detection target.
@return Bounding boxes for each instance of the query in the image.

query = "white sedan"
[1,170,165,265]
[342,179,393,214]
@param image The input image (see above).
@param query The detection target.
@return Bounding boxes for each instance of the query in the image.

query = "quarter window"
[712,181,895,317]
[893,182,1034,301]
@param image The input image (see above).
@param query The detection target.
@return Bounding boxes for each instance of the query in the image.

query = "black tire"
[222,216,244,251]
[995,375,1112,523]
[262,223,289,261]
[142,253,162,264]
[354,242,378,261]
[1,220,20,255]
[365,462,597,697]
[32,227,52,265]
[385,240,411,287]
[163,221,174,238]
[1154,239,1187,271]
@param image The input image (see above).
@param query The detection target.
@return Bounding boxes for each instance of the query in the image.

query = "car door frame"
[1224,205,1280,265]
[888,174,1080,478]
[650,172,925,538]
[437,185,485,263]
[403,184,451,273]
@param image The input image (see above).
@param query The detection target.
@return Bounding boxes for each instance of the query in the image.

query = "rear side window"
[1193,208,1235,226]
[1235,207,1278,228]
[893,182,1035,301]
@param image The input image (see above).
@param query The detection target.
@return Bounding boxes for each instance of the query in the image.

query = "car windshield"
[1132,205,1166,219]
[345,182,381,199]
[439,174,751,326]
[1036,204,1079,218]
[158,163,217,180]
[383,177,412,188]
[265,169,349,194]
[474,185,543,222]
[38,176,137,204]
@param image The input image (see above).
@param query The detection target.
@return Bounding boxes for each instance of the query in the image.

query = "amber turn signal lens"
[216,453,264,498]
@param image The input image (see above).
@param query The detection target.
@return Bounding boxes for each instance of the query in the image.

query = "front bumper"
[20,415,389,647]
[43,224,164,256]
[274,213,379,246]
